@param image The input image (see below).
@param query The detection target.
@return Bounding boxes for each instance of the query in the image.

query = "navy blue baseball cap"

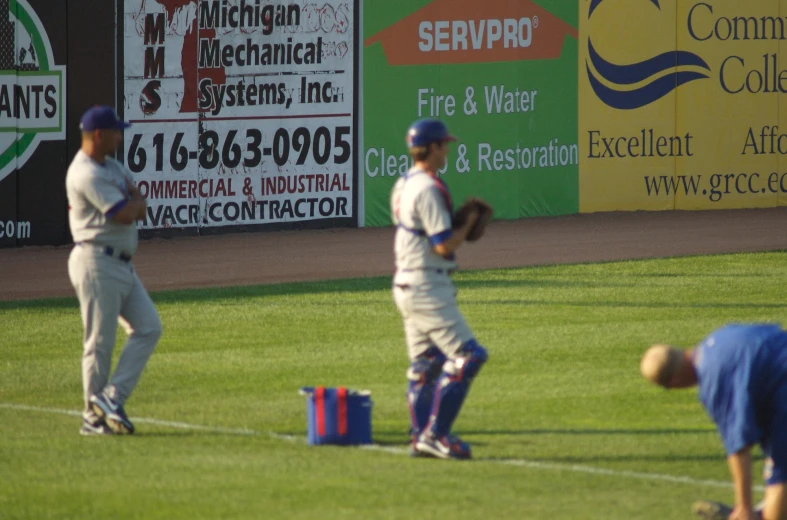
[79,105,131,131]
[406,119,457,148]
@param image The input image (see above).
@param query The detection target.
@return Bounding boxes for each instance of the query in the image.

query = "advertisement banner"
[123,0,356,231]
[579,0,785,212]
[362,0,579,227]
[0,0,67,247]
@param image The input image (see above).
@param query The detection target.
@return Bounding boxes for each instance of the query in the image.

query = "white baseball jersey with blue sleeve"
[391,167,456,285]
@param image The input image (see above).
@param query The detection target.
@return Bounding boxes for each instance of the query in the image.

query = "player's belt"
[399,268,454,275]
[395,268,455,290]
[76,242,132,263]
[397,224,426,236]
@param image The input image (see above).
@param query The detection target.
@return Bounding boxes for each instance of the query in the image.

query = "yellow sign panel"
[780,33,787,207]
[580,0,784,212]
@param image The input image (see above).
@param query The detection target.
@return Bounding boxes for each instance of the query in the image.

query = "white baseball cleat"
[80,418,114,436]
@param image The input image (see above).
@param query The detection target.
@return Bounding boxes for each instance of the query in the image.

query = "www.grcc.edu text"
[645,172,787,201]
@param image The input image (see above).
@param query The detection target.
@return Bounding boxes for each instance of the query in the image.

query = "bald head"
[640,344,693,388]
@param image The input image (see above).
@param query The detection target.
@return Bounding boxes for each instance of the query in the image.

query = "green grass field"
[2,252,785,519]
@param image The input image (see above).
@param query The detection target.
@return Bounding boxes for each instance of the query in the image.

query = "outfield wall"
[2,1,781,247]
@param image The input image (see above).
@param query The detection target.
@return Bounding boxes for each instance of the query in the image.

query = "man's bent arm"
[433,211,478,258]
[728,446,755,513]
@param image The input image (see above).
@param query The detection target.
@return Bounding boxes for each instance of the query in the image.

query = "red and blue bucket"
[299,387,373,446]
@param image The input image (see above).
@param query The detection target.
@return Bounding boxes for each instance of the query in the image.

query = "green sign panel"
[362,0,579,227]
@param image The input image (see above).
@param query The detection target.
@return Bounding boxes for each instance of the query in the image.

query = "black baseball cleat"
[80,418,114,436]
[692,500,733,520]
[89,393,135,434]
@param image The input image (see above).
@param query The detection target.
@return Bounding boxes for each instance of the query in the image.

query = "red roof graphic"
[365,0,577,66]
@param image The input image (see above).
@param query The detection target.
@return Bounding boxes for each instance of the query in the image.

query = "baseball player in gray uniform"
[66,105,162,436]
[390,119,488,460]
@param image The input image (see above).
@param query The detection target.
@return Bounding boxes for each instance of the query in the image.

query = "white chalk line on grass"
[0,403,259,436]
[1,402,759,492]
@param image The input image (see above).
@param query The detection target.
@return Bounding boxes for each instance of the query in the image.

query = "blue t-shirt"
[695,324,787,455]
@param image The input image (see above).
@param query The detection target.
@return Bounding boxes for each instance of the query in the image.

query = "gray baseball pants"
[393,278,474,360]
[68,245,161,418]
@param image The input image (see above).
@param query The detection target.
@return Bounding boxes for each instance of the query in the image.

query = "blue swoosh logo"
[588,40,709,85]
[587,64,708,110]
[587,0,709,109]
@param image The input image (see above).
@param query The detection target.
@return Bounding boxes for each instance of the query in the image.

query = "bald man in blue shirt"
[640,323,787,520]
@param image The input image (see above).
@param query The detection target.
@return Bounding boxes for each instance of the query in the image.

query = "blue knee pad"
[406,347,446,437]
[426,340,488,437]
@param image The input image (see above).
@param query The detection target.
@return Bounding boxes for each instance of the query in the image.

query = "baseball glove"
[452,197,493,242]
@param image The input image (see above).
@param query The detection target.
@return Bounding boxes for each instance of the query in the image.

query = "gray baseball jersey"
[66,150,138,255]
[390,167,456,284]
[66,150,160,421]
[390,167,473,359]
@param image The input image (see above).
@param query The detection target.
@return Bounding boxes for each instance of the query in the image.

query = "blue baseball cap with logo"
[406,119,457,148]
[79,105,132,131]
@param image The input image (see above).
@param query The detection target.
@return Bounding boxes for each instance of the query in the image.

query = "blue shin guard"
[426,340,488,437]
[406,347,447,438]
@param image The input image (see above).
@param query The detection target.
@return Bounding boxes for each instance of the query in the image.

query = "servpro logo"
[0,0,65,183]
[365,0,577,66]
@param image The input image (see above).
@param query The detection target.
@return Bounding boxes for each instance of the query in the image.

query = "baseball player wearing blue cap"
[641,324,787,520]
[390,118,488,460]
[66,105,162,435]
